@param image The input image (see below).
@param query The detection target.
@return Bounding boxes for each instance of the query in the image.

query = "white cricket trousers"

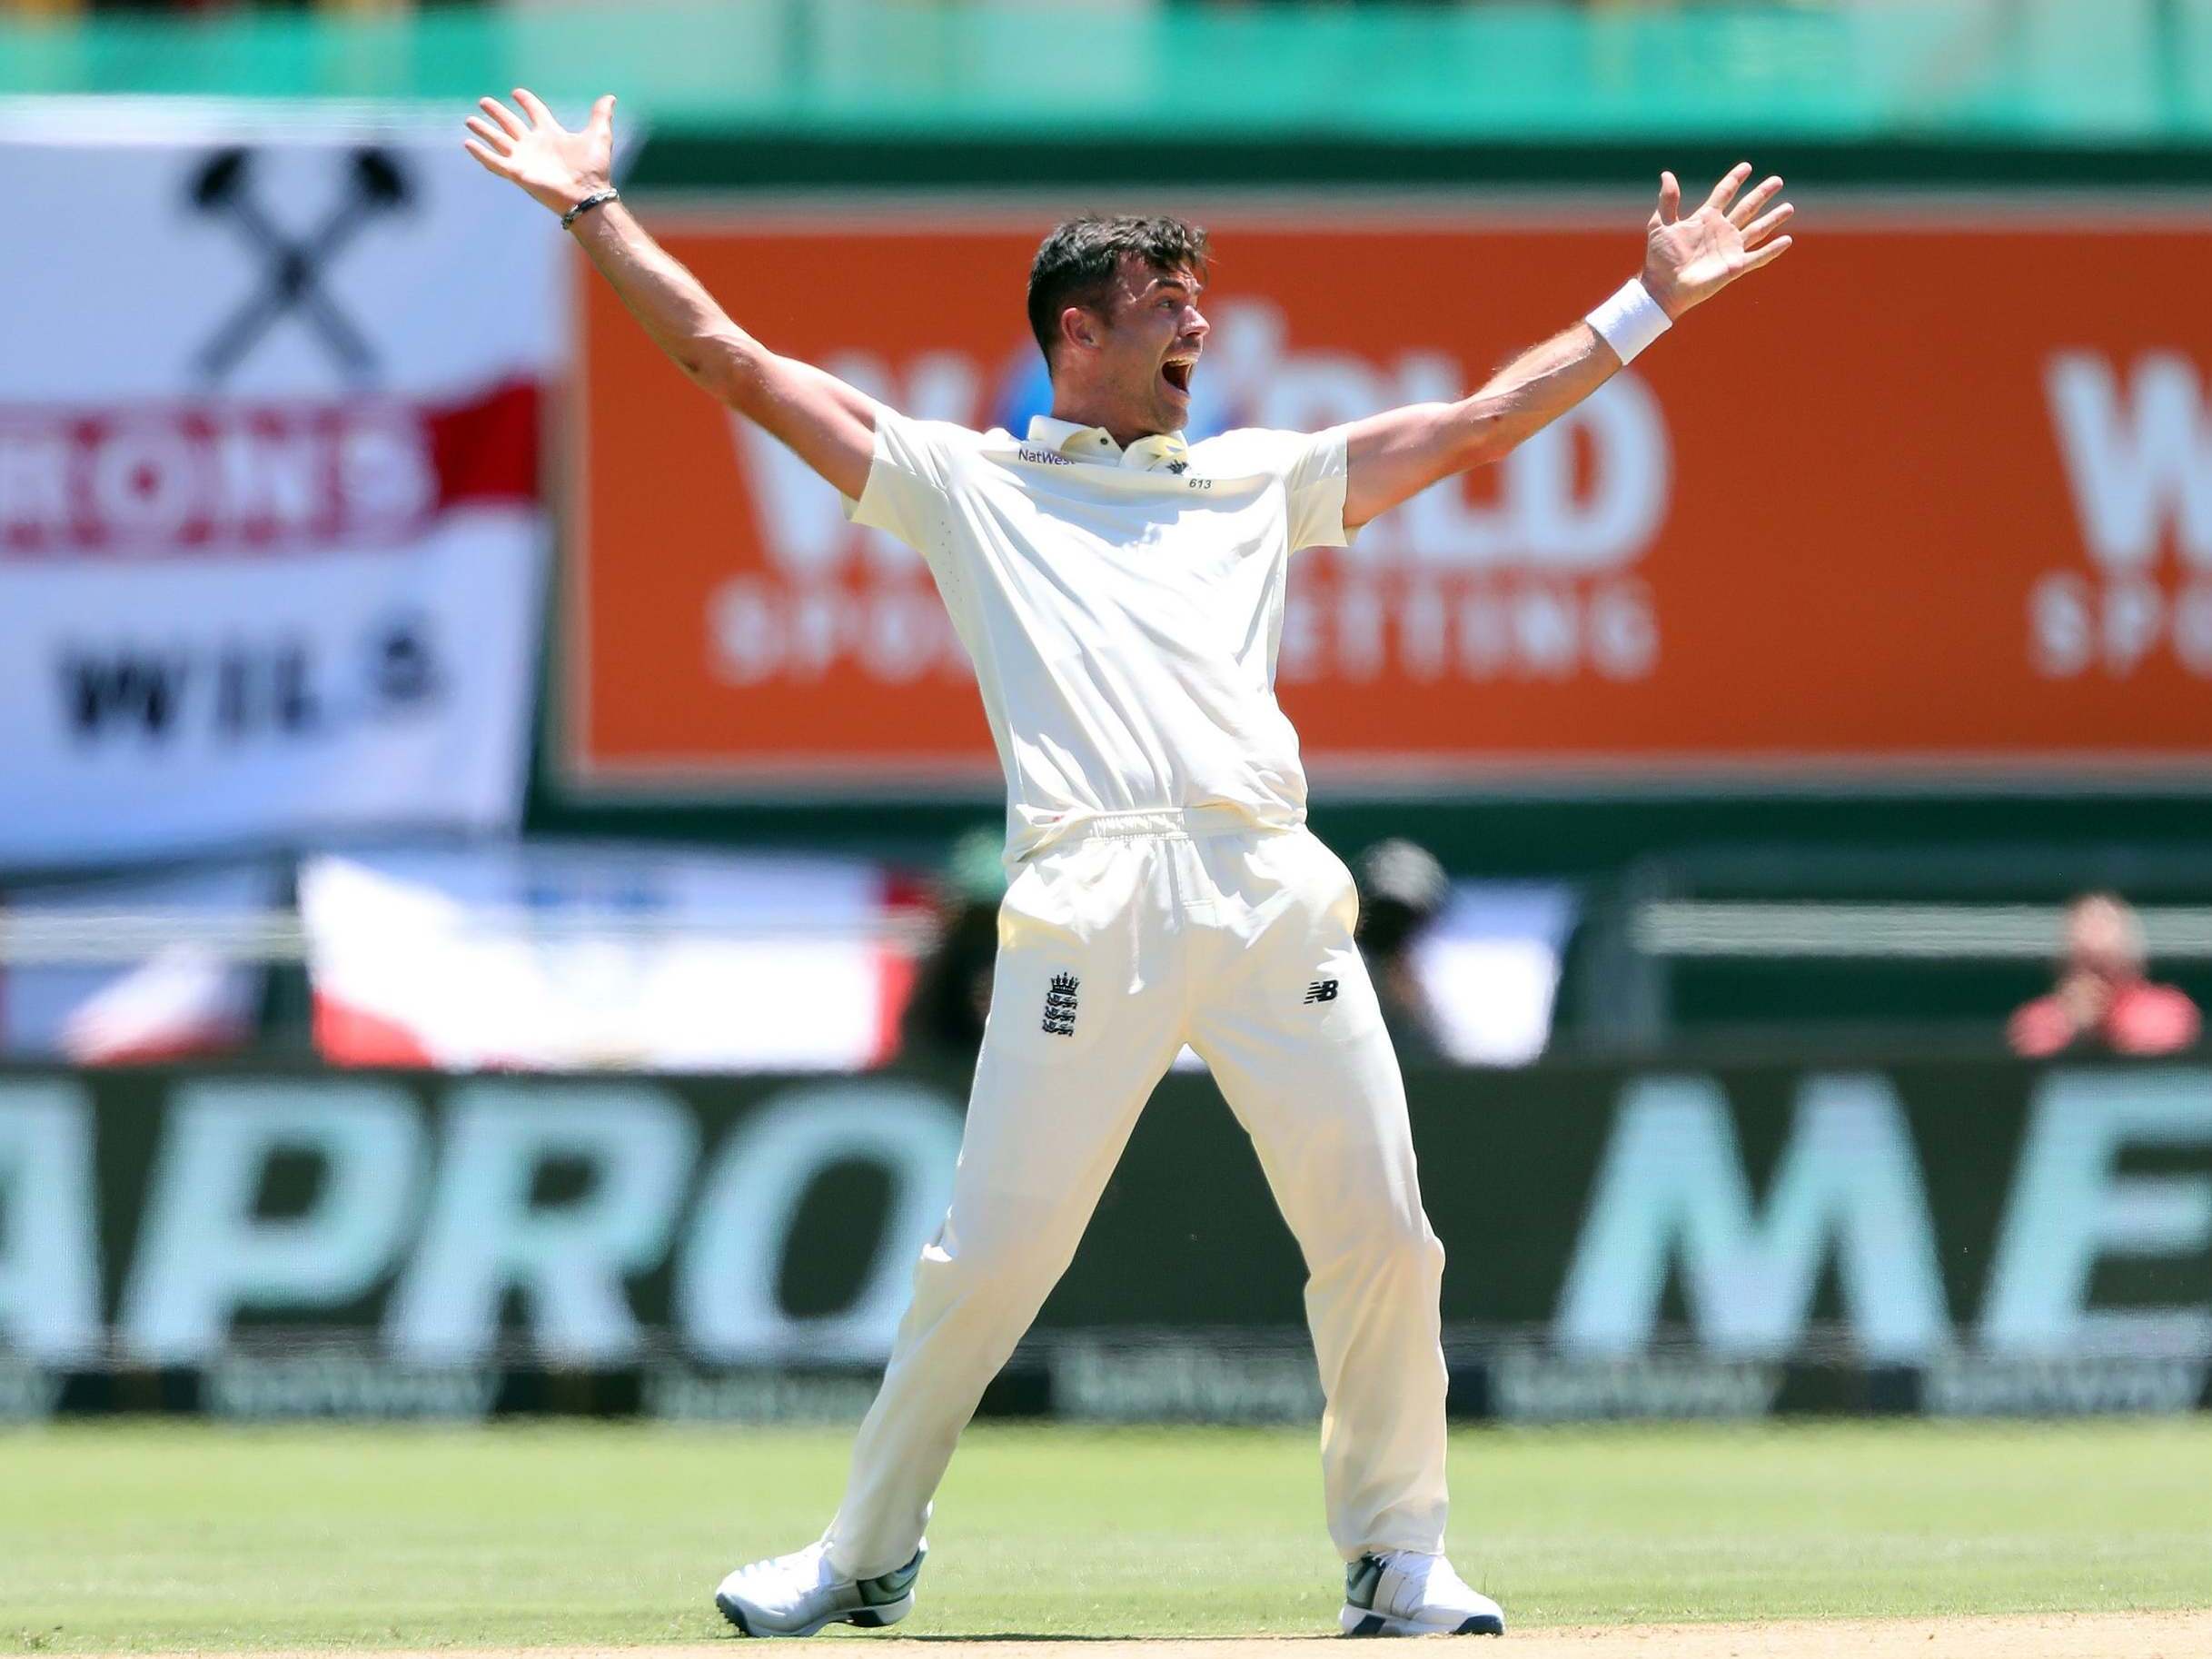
[822,807,1450,1576]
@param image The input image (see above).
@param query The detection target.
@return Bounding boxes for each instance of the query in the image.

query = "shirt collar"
[1027,415,1190,472]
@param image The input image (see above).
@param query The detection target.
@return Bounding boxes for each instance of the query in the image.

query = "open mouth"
[1161,356,1195,395]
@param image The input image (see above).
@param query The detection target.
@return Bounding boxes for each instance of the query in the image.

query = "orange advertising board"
[570,206,2212,792]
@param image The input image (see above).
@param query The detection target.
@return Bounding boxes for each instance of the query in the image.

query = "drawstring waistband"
[1056,804,1295,843]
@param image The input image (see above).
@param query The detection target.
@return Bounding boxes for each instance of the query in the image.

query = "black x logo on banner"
[189,146,412,385]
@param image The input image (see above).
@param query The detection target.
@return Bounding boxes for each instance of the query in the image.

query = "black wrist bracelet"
[562,187,619,231]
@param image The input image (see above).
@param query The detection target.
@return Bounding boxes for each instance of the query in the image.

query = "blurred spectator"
[1354,837,1451,1063]
[898,828,1007,1062]
[2007,892,2201,1058]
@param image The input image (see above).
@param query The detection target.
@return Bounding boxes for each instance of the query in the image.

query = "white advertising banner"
[0,105,560,869]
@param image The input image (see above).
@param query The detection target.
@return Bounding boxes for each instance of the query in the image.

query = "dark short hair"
[1026,214,1210,369]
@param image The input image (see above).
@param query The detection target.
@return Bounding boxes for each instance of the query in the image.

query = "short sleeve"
[1282,424,1354,551]
[1200,425,1354,551]
[840,407,980,562]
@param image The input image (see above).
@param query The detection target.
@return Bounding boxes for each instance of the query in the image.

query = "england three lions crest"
[1041,971,1079,1037]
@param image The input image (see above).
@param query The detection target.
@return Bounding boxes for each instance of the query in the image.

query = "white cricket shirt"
[846,408,1353,860]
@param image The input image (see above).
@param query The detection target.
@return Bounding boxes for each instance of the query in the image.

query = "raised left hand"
[463,88,614,219]
[1641,163,1794,321]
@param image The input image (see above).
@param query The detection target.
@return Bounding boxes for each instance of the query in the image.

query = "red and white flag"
[301,844,928,1072]
[0,106,560,869]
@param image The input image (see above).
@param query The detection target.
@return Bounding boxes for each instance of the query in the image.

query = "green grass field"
[7,1419,2211,1651]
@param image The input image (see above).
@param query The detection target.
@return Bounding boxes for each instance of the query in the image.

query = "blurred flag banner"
[0,109,559,868]
[1415,883,1576,1067]
[0,862,277,1063]
[299,843,925,1071]
[567,205,2212,792]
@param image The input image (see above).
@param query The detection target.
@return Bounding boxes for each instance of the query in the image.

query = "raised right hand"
[1639,162,1794,321]
[463,88,614,218]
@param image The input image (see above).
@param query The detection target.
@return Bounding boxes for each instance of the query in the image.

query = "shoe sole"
[716,1590,915,1639]
[1340,1604,1504,1637]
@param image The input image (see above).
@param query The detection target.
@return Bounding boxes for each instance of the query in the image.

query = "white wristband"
[1586,278,1671,364]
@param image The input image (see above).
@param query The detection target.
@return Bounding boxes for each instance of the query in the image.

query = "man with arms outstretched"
[465,89,1792,1639]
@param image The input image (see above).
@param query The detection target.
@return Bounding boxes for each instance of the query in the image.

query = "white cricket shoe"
[713,1540,924,1637]
[1341,1550,1505,1636]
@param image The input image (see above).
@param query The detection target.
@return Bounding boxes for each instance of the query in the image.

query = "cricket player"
[466,88,1791,1639]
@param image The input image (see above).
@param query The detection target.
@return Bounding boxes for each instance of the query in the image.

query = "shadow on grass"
[882,1637,1338,1645]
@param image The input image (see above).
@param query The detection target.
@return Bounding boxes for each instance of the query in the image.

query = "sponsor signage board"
[3,1058,2208,1421]
[568,206,2212,794]
[0,114,560,868]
